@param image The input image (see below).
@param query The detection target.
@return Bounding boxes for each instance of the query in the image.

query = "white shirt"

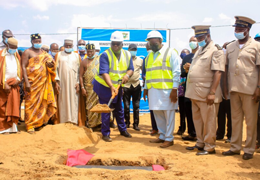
[5,51,19,81]
[144,46,181,110]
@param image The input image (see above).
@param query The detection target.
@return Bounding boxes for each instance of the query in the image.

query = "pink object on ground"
[152,165,165,171]
[66,149,94,167]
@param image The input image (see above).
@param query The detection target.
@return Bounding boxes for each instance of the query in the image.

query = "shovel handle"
[111,84,121,99]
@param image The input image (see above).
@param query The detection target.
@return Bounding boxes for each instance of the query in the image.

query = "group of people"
[0,15,260,160]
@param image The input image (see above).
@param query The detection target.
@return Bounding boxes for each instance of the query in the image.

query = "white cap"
[146,30,163,41]
[110,31,124,42]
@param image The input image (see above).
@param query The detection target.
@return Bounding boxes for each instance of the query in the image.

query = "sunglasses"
[111,42,122,46]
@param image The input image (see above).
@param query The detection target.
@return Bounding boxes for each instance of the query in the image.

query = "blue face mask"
[198,39,207,47]
[4,38,8,44]
[33,43,42,49]
[189,41,198,50]
[51,52,57,57]
[234,32,246,40]
[88,55,95,59]
[95,52,99,56]
[78,45,85,51]
[8,48,16,54]
[129,51,137,57]
[65,48,73,53]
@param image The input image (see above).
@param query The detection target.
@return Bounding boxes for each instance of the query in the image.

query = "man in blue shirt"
[93,31,134,142]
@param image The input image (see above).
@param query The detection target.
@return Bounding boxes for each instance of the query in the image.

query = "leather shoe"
[160,141,174,148]
[133,125,140,131]
[176,130,184,135]
[110,121,117,128]
[182,135,197,141]
[150,130,158,136]
[150,138,164,143]
[120,131,132,138]
[196,150,216,155]
[186,145,204,151]
[222,150,240,156]
[242,153,253,160]
[102,135,112,142]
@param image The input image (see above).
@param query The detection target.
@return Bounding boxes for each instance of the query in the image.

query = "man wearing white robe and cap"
[54,39,86,125]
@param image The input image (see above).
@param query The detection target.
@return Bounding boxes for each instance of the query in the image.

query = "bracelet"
[126,74,130,78]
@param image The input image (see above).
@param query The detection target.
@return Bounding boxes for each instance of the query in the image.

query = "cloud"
[0,0,122,11]
[33,15,49,20]
[203,17,213,23]
[218,13,234,24]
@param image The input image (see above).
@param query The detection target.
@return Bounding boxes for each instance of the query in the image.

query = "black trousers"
[178,96,186,133]
[123,84,141,126]
[184,98,196,137]
[216,99,232,139]
[150,110,158,131]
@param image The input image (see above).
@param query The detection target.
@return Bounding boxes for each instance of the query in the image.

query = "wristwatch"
[126,74,130,78]
[257,85,260,88]
[209,91,215,95]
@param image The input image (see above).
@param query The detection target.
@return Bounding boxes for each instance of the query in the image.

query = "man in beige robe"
[55,39,85,125]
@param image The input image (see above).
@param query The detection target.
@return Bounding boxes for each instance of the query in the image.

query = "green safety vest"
[95,48,131,88]
[145,48,175,90]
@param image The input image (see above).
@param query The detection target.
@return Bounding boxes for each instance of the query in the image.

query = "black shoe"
[120,131,132,138]
[110,121,117,128]
[196,150,216,155]
[186,145,204,151]
[222,150,240,156]
[102,135,112,142]
[242,153,253,160]
[176,130,184,135]
[133,125,140,131]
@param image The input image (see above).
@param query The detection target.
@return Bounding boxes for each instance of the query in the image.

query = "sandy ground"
[0,111,259,180]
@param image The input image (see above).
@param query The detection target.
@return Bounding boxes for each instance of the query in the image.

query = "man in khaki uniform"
[185,25,225,155]
[222,16,260,160]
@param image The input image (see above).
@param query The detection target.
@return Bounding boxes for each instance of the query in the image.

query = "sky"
[0,0,259,53]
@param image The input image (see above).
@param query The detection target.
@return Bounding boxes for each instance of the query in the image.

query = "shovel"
[90,80,122,113]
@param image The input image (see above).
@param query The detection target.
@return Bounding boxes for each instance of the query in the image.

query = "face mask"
[8,48,16,54]
[234,32,246,40]
[4,38,8,44]
[88,55,95,59]
[129,51,137,57]
[33,43,42,49]
[151,44,160,52]
[222,48,226,55]
[51,52,57,56]
[95,52,99,56]
[65,48,73,53]
[78,45,85,51]
[189,41,198,50]
[147,50,152,53]
[198,38,207,47]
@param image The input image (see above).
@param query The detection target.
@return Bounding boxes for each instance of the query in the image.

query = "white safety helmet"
[146,30,163,41]
[110,31,124,42]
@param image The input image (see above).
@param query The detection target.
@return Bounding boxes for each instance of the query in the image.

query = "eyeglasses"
[111,42,122,46]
